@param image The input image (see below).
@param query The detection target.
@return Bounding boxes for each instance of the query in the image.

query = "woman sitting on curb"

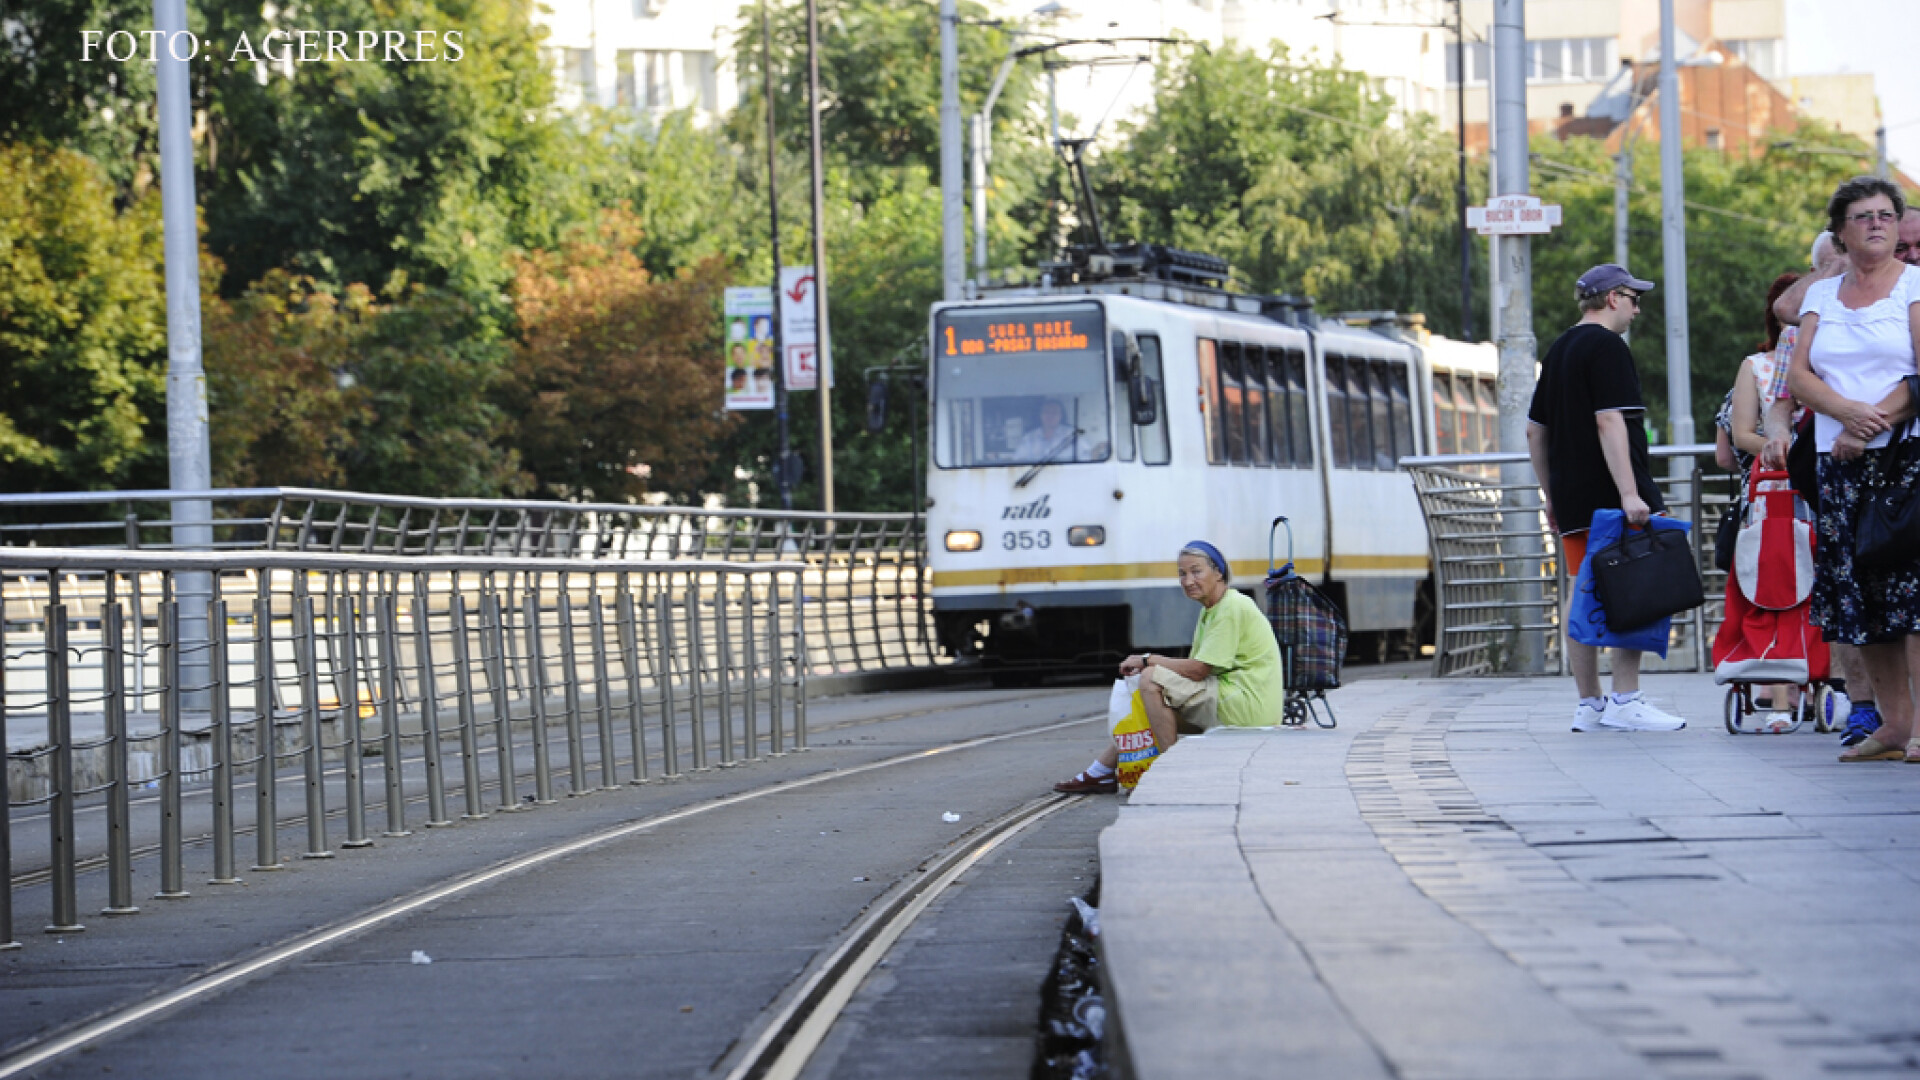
[1054,541,1287,794]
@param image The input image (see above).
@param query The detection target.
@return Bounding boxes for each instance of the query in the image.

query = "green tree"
[0,143,168,492]
[0,0,163,196]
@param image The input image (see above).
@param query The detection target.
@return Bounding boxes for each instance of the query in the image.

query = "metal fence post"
[743,576,761,761]
[156,599,188,898]
[448,592,489,820]
[253,589,283,869]
[46,603,84,931]
[295,597,332,859]
[412,575,452,826]
[616,586,649,783]
[716,577,735,765]
[481,591,519,810]
[523,590,557,804]
[792,571,808,749]
[377,593,410,837]
[589,589,620,789]
[687,575,709,770]
[558,590,589,794]
[654,591,680,777]
[769,576,785,756]
[0,611,14,949]
[204,598,239,885]
[101,600,142,909]
[336,593,373,847]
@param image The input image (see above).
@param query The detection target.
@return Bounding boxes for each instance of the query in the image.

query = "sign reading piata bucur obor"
[938,307,1100,358]
[1467,194,1563,236]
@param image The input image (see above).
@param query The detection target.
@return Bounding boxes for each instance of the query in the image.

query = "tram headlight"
[1067,526,1106,547]
[945,530,983,552]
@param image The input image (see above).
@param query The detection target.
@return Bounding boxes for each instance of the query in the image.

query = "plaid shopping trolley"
[1263,515,1346,728]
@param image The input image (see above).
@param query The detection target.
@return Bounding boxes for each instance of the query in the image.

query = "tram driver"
[1053,542,1286,794]
[1013,398,1101,462]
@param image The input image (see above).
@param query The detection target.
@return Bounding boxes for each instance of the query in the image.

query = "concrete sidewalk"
[1099,674,1920,1080]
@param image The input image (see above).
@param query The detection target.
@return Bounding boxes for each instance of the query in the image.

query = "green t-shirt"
[1189,588,1286,727]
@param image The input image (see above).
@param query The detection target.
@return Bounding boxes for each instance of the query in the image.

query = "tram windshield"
[932,302,1111,468]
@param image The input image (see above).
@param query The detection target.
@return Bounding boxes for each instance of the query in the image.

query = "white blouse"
[1801,264,1920,453]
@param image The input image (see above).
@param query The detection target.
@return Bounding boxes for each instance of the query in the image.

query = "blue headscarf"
[1179,540,1229,582]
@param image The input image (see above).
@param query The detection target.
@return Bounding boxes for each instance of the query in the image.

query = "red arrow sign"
[784,273,813,304]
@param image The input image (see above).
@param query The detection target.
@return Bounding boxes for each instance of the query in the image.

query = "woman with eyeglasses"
[1785,175,1920,762]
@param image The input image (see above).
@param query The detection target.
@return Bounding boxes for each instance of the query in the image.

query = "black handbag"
[1591,525,1707,632]
[1712,499,1742,573]
[1786,411,1819,513]
[1854,422,1920,571]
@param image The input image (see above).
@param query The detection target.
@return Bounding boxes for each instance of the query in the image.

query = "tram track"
[5,687,1056,890]
[0,710,1102,1080]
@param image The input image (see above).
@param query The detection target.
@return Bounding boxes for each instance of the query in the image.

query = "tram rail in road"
[0,689,1110,1080]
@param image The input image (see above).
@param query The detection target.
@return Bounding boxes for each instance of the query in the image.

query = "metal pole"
[412,577,451,824]
[377,594,410,837]
[617,586,650,783]
[763,0,793,510]
[1614,147,1632,274]
[523,590,557,804]
[1658,0,1693,461]
[717,580,736,765]
[47,605,84,930]
[337,593,372,845]
[0,612,15,949]
[972,112,988,280]
[687,575,709,770]
[103,602,142,907]
[154,0,212,709]
[482,590,520,809]
[295,598,332,858]
[255,591,285,865]
[449,593,490,817]
[156,600,188,897]
[1455,0,1473,340]
[1877,125,1889,178]
[558,590,589,794]
[940,0,964,301]
[655,590,681,776]
[805,0,835,514]
[590,589,621,788]
[1493,0,1544,675]
[204,599,239,883]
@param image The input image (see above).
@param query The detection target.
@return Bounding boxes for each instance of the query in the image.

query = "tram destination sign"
[1467,194,1562,236]
[938,306,1101,358]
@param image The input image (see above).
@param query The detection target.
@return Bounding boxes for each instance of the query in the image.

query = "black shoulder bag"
[1854,378,1920,571]
[1592,526,1706,632]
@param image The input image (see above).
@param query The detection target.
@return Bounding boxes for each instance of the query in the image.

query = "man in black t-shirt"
[1526,264,1687,733]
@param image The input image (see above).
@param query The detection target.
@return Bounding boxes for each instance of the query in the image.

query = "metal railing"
[0,487,939,675]
[1403,447,1736,677]
[2,548,806,949]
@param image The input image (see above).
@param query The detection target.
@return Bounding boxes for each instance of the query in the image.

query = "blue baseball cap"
[1576,264,1654,301]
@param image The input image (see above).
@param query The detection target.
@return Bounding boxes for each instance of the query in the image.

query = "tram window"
[1366,361,1393,470]
[1198,339,1225,465]
[1220,342,1248,465]
[1137,334,1171,466]
[1325,355,1351,468]
[1476,377,1499,455]
[1263,347,1289,467]
[1386,362,1414,464]
[1431,373,1457,454]
[1113,338,1136,463]
[1342,356,1374,471]
[1286,349,1312,468]
[1452,374,1477,452]
[1241,345,1270,466]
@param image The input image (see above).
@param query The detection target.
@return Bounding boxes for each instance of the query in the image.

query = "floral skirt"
[1811,447,1920,645]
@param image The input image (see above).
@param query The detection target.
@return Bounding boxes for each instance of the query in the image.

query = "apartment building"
[533,0,738,120]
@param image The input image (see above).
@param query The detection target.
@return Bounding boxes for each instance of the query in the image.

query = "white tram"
[925,262,1497,676]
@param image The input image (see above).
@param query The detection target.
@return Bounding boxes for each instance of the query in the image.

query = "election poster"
[723,286,775,410]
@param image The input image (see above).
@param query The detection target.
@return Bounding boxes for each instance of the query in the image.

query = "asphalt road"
[3,685,1119,1080]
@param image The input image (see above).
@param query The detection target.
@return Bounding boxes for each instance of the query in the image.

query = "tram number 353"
[1003,529,1052,550]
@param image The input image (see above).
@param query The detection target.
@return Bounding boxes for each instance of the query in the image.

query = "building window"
[1706,128,1723,150]
[548,48,596,104]
[617,50,716,112]
[1528,38,1609,82]
[633,0,660,16]
[1724,38,1783,80]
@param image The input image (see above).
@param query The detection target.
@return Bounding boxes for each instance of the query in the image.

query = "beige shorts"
[1149,665,1220,733]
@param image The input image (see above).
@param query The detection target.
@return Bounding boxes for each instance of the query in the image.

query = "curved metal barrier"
[1402,447,1736,678]
[2,548,808,949]
[0,487,938,677]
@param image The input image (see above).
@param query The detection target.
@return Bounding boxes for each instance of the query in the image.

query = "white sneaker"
[1761,711,1795,734]
[1601,694,1687,731]
[1572,700,1608,732]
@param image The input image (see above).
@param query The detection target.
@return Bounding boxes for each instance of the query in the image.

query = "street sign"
[1467,194,1562,235]
[778,266,833,390]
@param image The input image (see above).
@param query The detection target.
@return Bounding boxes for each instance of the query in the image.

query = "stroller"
[1263,516,1346,728]
[1712,469,1838,734]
